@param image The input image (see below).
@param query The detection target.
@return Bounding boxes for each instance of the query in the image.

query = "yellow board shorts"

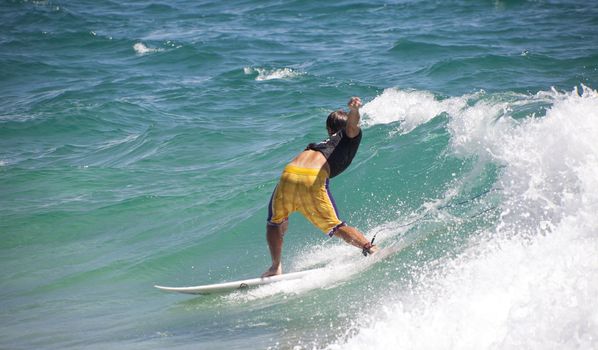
[267,165,345,236]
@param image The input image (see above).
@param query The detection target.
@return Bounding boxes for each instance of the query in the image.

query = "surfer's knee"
[267,218,288,233]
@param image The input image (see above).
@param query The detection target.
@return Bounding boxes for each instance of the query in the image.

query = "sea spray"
[327,86,598,350]
[361,88,473,133]
[133,42,162,54]
[243,67,303,81]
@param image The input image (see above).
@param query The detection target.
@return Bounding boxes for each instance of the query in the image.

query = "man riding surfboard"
[263,96,379,277]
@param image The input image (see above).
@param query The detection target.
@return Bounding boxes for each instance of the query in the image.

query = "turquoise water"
[1,1,598,349]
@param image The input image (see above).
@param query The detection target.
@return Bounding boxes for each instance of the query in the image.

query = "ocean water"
[1,0,597,349]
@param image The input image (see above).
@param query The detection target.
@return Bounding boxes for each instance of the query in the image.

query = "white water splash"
[327,86,598,350]
[133,42,162,55]
[243,67,303,81]
[225,246,378,303]
[225,224,411,303]
[361,88,473,133]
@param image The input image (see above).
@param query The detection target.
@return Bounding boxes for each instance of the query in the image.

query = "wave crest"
[133,42,163,55]
[243,67,303,81]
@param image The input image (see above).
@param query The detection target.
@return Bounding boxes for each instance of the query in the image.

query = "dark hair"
[326,110,348,134]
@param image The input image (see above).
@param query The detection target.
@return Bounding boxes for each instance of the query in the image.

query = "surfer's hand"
[348,96,362,111]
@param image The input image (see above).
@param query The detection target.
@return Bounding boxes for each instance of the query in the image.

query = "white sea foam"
[133,42,162,55]
[244,67,302,81]
[328,227,598,350]
[224,224,411,303]
[327,86,598,350]
[361,88,473,133]
[449,86,598,237]
[225,245,373,302]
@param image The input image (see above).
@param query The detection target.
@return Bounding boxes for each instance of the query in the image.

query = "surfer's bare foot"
[261,264,282,278]
[362,244,379,256]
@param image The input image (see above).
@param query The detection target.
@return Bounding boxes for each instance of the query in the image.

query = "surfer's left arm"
[346,96,362,138]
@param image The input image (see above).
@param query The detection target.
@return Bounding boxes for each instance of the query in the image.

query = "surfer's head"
[326,110,348,136]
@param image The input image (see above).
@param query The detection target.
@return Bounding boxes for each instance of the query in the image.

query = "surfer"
[263,96,379,277]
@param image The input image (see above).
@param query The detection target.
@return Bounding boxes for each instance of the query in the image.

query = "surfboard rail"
[155,245,400,295]
[154,268,323,295]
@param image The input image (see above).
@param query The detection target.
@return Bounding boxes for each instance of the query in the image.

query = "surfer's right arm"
[346,96,362,138]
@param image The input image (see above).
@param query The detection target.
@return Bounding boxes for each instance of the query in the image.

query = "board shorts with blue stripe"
[267,165,345,236]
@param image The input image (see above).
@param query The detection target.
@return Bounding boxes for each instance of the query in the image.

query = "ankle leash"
[362,233,377,256]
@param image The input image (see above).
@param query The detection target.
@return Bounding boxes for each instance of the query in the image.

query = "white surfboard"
[155,268,325,295]
[155,245,400,295]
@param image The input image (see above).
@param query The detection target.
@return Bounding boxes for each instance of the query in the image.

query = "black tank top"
[306,129,362,178]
